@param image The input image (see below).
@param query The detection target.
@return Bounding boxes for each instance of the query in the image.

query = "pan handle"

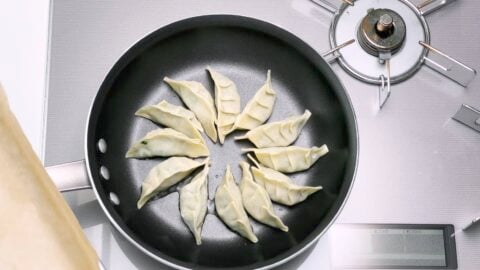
[46,161,108,270]
[46,160,92,192]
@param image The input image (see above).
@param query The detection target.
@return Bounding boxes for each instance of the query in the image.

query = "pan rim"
[84,14,359,270]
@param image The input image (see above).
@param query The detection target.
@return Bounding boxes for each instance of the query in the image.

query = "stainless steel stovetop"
[45,0,480,269]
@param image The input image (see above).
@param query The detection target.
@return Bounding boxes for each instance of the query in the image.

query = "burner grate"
[313,0,477,109]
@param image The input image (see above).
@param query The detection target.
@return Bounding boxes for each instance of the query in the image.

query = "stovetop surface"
[46,0,480,269]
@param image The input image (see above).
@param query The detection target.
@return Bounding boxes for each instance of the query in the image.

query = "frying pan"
[47,15,358,269]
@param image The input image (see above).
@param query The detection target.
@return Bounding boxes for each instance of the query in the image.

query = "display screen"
[331,224,457,269]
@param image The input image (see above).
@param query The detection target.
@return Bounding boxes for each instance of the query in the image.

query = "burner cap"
[358,9,406,56]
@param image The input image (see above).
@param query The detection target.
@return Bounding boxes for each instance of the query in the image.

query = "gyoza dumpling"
[164,77,218,142]
[135,100,204,141]
[247,154,322,206]
[239,161,288,231]
[235,110,311,148]
[126,128,209,159]
[215,165,258,243]
[227,70,276,133]
[242,145,328,173]
[137,157,207,209]
[179,160,210,245]
[207,67,241,144]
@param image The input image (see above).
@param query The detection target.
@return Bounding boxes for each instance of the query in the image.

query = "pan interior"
[87,16,356,269]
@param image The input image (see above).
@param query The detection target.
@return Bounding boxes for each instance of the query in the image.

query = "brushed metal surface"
[47,0,480,269]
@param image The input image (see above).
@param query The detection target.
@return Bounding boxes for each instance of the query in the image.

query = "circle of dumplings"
[126,68,328,245]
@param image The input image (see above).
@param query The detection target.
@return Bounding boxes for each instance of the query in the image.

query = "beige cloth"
[0,85,99,270]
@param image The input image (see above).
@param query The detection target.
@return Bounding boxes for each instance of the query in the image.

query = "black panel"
[86,15,358,269]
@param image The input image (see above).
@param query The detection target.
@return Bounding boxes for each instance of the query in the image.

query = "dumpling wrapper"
[247,154,322,206]
[207,67,241,144]
[239,161,288,231]
[126,128,209,159]
[164,77,218,142]
[242,145,328,173]
[135,100,204,141]
[137,157,208,209]
[215,165,258,243]
[235,110,311,148]
[180,162,210,245]
[227,70,276,133]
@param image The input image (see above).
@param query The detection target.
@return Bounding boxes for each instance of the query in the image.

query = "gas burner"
[330,0,428,85]
[315,0,477,109]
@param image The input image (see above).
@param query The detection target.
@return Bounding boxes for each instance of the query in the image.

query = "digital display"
[330,224,457,269]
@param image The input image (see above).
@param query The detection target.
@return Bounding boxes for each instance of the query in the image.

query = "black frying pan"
[82,15,357,269]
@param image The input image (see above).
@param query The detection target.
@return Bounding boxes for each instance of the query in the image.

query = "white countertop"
[0,0,49,156]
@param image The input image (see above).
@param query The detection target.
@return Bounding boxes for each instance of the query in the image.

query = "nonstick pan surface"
[85,15,358,269]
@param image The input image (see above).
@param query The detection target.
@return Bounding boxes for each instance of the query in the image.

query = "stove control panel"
[331,224,457,269]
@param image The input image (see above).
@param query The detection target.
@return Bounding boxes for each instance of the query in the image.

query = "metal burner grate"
[315,0,477,109]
